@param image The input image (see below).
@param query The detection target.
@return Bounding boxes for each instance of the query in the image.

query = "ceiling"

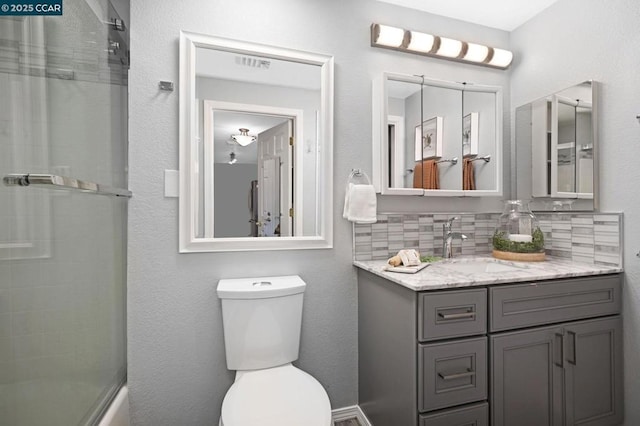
[375,0,560,31]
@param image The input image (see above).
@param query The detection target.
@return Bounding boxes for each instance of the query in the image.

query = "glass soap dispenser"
[492,200,545,261]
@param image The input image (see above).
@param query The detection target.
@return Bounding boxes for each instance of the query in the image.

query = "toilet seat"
[220,364,332,426]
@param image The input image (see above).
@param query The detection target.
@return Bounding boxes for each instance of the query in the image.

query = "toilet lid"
[221,364,332,426]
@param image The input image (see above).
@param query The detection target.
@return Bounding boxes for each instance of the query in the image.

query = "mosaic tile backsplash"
[353,212,623,268]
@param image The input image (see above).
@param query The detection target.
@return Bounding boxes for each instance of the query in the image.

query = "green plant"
[420,255,442,263]
[492,227,545,253]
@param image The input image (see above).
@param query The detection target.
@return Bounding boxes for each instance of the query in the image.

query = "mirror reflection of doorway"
[203,102,297,238]
[258,120,293,237]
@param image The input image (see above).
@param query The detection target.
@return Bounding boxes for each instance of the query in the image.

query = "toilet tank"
[217,275,306,371]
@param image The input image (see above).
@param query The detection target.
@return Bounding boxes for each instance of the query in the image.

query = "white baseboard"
[332,405,372,426]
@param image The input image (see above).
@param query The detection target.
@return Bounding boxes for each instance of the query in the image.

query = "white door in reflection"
[258,121,292,237]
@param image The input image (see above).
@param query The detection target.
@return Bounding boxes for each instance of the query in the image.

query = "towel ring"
[348,168,372,185]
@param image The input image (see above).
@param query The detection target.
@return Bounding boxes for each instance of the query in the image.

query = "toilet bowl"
[217,276,332,426]
[220,364,331,426]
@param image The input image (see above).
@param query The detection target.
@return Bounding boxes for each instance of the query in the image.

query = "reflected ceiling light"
[370,23,513,69]
[228,152,237,165]
[231,128,256,146]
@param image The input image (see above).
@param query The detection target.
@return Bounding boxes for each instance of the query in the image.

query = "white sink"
[437,259,526,274]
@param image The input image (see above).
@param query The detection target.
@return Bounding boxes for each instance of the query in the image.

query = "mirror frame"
[372,72,503,197]
[515,80,599,211]
[179,31,334,252]
[372,72,424,195]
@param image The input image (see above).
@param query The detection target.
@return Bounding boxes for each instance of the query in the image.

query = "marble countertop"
[353,256,623,291]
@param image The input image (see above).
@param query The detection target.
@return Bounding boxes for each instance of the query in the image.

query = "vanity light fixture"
[371,23,513,69]
[373,24,407,47]
[231,128,257,146]
[437,37,463,58]
[228,152,238,165]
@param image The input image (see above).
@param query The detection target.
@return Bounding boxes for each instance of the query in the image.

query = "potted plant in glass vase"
[492,200,545,261]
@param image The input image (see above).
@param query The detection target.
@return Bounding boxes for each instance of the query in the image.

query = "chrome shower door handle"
[3,173,132,198]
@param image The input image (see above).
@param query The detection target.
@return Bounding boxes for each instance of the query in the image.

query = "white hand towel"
[343,183,377,223]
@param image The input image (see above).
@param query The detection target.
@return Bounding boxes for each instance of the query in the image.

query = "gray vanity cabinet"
[358,270,488,426]
[491,317,622,426]
[564,316,623,426]
[565,316,623,426]
[418,337,487,412]
[490,276,623,426]
[491,325,565,426]
[358,269,623,426]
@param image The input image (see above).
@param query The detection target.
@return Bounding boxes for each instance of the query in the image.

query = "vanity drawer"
[418,289,487,342]
[418,337,487,412]
[489,274,621,332]
[419,402,488,426]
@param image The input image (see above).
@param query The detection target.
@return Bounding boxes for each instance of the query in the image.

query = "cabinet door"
[564,316,623,426]
[491,325,564,426]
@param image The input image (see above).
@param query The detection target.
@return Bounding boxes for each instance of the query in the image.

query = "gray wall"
[213,164,256,238]
[510,1,640,424]
[128,0,507,424]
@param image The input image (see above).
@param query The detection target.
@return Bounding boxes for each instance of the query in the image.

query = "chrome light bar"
[371,23,513,69]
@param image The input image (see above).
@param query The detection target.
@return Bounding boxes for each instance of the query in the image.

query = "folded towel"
[343,183,377,223]
[413,159,439,189]
[463,158,476,190]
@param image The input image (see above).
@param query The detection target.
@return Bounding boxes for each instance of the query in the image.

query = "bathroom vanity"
[355,258,623,426]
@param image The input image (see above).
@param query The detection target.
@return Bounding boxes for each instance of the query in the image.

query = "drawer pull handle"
[567,330,577,365]
[554,331,564,368]
[438,369,476,381]
[438,311,476,320]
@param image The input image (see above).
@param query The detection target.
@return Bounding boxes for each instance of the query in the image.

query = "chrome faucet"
[443,217,468,259]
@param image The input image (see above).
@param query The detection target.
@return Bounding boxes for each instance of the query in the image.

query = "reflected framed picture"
[414,116,443,161]
[463,112,479,157]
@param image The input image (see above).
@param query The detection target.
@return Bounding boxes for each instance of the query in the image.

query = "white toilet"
[217,275,332,426]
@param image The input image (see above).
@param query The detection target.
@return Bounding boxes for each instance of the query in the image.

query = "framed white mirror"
[515,80,598,211]
[179,31,334,252]
[372,72,502,197]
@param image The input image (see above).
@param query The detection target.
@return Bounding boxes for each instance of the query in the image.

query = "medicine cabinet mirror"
[515,81,598,211]
[372,72,502,197]
[179,31,334,252]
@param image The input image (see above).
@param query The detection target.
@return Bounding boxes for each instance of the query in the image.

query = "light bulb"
[374,24,405,48]
[464,43,490,63]
[437,37,463,58]
[407,31,435,53]
[488,48,513,68]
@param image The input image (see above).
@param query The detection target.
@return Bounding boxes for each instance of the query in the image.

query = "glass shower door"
[0,0,129,424]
